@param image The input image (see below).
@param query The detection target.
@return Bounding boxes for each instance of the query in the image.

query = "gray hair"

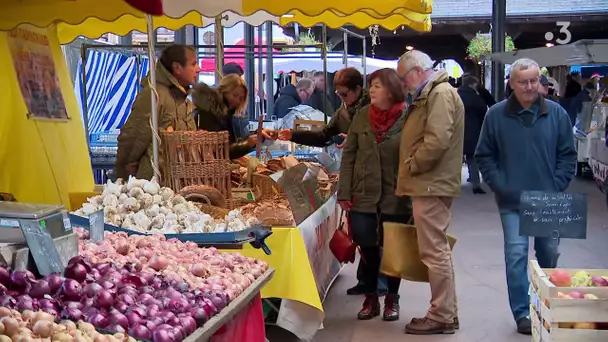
[398,50,434,72]
[509,58,540,79]
[296,78,314,90]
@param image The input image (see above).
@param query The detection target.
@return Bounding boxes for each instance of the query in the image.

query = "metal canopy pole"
[257,26,264,118]
[244,24,256,119]
[145,15,159,176]
[491,0,507,101]
[322,25,328,124]
[343,30,348,67]
[265,21,274,117]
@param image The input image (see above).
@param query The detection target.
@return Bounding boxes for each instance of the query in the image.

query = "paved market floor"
[266,174,608,342]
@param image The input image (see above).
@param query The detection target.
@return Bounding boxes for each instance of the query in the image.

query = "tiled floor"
[267,175,608,342]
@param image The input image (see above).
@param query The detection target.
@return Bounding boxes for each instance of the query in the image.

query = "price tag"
[19,219,64,275]
[89,210,105,242]
[62,211,72,232]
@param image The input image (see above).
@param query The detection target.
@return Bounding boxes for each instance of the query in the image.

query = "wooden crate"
[529,260,608,341]
[252,173,285,201]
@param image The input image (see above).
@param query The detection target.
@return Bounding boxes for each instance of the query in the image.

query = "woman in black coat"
[458,75,488,194]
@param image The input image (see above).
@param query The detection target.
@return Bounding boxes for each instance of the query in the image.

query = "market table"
[228,195,343,341]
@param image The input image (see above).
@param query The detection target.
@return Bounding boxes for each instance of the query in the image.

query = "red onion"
[61,307,83,321]
[136,271,155,284]
[169,327,184,342]
[137,293,154,304]
[82,306,99,319]
[60,279,81,300]
[208,294,226,311]
[166,317,180,326]
[106,324,126,334]
[16,300,35,311]
[139,285,155,295]
[119,286,138,298]
[63,301,83,310]
[0,268,10,285]
[177,314,197,335]
[199,299,217,316]
[124,275,147,288]
[29,281,49,298]
[159,311,176,323]
[37,298,57,311]
[190,307,208,326]
[129,324,152,340]
[167,297,191,314]
[0,284,7,295]
[152,328,173,342]
[81,297,95,308]
[88,313,109,328]
[143,320,157,332]
[114,301,129,313]
[64,263,88,282]
[128,306,146,318]
[9,270,35,290]
[41,307,58,316]
[108,311,129,328]
[150,316,165,327]
[93,262,112,275]
[44,274,64,293]
[0,295,16,308]
[99,280,116,291]
[116,293,135,306]
[83,283,103,298]
[94,289,114,308]
[126,312,142,327]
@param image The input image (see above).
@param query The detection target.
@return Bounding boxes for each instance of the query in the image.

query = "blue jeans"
[500,210,560,322]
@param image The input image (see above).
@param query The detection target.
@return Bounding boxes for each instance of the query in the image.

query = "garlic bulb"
[75,176,259,234]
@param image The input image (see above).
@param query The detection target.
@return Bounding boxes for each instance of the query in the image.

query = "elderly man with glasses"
[396,50,465,335]
[272,78,315,119]
[475,58,577,335]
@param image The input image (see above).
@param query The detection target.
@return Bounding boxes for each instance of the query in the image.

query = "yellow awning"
[0,0,432,31]
[280,10,431,32]
[56,12,204,45]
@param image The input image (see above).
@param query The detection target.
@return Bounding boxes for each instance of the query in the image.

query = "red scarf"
[369,102,406,143]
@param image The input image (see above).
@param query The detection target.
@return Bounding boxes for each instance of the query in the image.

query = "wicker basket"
[160,131,231,199]
[252,173,285,201]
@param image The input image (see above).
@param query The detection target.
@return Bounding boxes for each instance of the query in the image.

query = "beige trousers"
[412,196,457,324]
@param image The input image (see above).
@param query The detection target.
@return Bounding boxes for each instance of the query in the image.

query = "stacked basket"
[160,131,233,205]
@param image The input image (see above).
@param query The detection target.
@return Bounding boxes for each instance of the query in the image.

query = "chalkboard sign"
[519,191,587,239]
[89,210,104,242]
[18,219,64,275]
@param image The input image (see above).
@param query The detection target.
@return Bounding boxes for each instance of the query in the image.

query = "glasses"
[516,78,540,87]
[335,89,350,98]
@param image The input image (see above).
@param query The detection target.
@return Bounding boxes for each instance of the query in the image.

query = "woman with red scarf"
[337,68,413,321]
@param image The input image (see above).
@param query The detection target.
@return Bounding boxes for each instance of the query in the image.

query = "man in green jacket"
[115,44,200,180]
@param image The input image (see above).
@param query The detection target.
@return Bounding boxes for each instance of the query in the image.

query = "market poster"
[298,195,342,301]
[7,27,68,120]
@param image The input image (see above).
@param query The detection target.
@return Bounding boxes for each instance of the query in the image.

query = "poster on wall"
[7,27,68,121]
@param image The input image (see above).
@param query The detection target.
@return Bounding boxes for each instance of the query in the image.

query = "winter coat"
[458,86,488,155]
[115,63,196,181]
[192,83,253,160]
[291,90,370,147]
[273,84,302,119]
[396,70,465,198]
[306,89,335,117]
[337,105,412,216]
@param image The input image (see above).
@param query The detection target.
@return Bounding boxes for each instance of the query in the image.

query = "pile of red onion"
[0,256,230,342]
[76,230,268,301]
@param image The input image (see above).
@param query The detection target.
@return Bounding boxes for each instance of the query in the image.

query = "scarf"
[346,89,370,119]
[369,102,406,143]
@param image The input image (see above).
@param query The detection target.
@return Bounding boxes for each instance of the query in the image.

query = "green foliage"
[281,32,322,52]
[467,32,515,60]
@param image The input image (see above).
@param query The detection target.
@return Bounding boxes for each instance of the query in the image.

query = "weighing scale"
[0,202,73,243]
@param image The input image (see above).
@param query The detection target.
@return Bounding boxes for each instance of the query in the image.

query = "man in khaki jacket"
[396,50,465,335]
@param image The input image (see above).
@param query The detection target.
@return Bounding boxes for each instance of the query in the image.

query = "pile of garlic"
[73,177,259,234]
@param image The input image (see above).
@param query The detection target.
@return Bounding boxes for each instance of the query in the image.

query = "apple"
[592,276,608,287]
[558,292,572,299]
[549,270,572,287]
[584,294,599,300]
[572,271,592,287]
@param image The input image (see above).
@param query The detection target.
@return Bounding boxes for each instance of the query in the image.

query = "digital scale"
[0,202,73,243]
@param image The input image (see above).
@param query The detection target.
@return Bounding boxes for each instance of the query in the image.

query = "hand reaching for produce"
[261,129,278,140]
[246,134,259,148]
[278,129,293,141]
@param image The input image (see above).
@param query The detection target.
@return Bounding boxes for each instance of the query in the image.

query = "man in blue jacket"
[475,58,577,335]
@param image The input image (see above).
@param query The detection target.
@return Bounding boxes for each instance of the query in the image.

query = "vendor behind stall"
[194,74,275,159]
[115,44,200,180]
[278,67,370,148]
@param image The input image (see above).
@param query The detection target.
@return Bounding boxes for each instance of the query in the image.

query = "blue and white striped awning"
[74,50,150,136]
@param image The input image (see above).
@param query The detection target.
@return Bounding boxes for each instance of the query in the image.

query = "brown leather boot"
[357,294,380,320]
[411,316,459,329]
[405,317,455,335]
[382,294,400,321]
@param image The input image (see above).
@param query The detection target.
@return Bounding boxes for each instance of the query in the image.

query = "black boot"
[347,283,365,295]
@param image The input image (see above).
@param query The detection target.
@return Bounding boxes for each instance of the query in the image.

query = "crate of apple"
[549,269,608,288]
